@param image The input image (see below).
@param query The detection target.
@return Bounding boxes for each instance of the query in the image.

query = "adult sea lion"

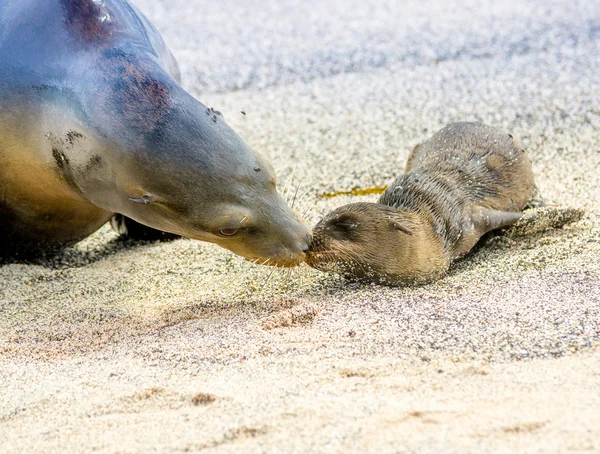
[0,0,310,266]
[306,122,582,285]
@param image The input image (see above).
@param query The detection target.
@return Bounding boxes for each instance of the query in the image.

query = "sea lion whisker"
[261,266,279,291]
[308,249,338,257]
[283,267,292,287]
[301,203,316,221]
[282,165,297,204]
[291,183,302,209]
[301,196,323,221]
[321,242,371,276]
[338,248,370,275]
[294,184,318,213]
[298,200,319,223]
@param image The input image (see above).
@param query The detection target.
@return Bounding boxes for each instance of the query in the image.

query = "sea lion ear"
[392,222,412,236]
[129,194,156,205]
[61,0,113,44]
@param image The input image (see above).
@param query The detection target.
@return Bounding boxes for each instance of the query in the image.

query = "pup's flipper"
[504,206,585,237]
[472,207,524,235]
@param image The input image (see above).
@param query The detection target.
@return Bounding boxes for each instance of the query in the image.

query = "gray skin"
[0,0,310,265]
[307,122,539,285]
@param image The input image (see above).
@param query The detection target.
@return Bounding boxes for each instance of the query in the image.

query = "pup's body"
[307,122,538,284]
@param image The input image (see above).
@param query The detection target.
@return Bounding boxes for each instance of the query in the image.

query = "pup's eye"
[334,220,358,231]
[219,228,241,237]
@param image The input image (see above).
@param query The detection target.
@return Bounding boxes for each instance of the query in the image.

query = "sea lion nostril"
[300,234,312,252]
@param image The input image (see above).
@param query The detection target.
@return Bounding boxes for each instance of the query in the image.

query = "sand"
[1,0,599,452]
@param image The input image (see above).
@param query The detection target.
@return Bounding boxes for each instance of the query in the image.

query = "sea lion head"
[306,202,447,284]
[74,60,311,267]
[110,120,311,267]
[0,0,310,265]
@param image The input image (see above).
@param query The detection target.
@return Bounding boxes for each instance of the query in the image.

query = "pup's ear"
[392,221,412,236]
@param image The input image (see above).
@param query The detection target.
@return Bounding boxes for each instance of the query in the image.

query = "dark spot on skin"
[208,107,222,123]
[52,148,68,169]
[61,0,113,44]
[254,167,261,172]
[51,148,86,197]
[65,130,83,146]
[121,75,172,130]
[84,154,103,172]
[241,110,246,115]
[99,50,173,133]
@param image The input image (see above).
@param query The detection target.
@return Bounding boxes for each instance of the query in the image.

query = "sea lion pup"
[0,0,310,266]
[306,122,581,285]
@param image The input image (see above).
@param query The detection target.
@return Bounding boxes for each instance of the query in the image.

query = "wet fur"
[307,122,535,285]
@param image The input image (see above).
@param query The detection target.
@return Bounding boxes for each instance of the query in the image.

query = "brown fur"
[307,122,536,285]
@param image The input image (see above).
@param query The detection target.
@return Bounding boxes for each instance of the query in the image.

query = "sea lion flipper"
[471,207,523,235]
[503,206,585,237]
[110,214,180,242]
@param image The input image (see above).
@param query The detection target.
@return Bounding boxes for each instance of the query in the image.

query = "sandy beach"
[1,0,599,452]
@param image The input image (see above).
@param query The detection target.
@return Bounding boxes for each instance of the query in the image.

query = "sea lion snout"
[271,216,312,267]
[229,203,312,268]
[306,203,401,277]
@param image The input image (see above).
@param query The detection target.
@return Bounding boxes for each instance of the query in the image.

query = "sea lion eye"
[218,228,241,237]
[330,216,359,232]
[336,221,357,231]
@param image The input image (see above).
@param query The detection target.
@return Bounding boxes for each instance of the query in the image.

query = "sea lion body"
[307,122,536,284]
[0,0,310,265]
